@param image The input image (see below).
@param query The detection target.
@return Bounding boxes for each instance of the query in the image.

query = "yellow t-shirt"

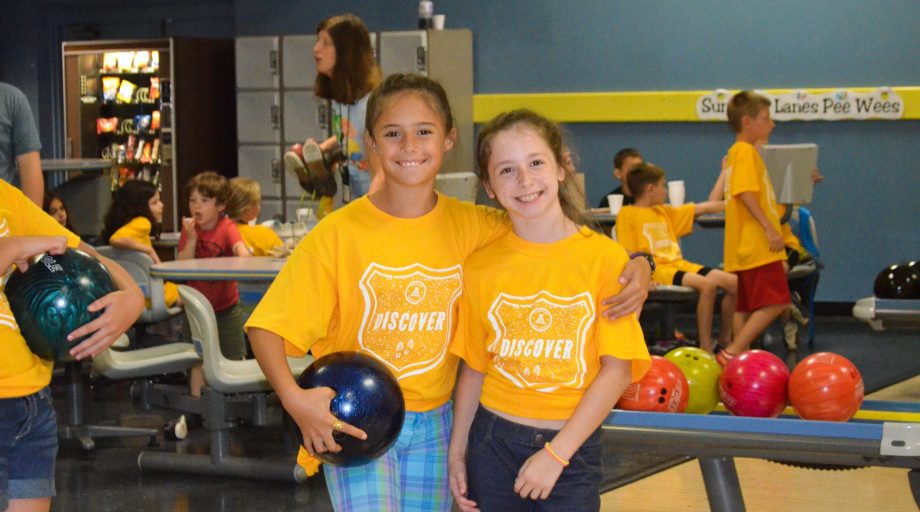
[451,227,651,420]
[615,204,704,284]
[110,216,178,307]
[245,193,508,412]
[0,181,81,398]
[723,141,785,272]
[237,223,284,257]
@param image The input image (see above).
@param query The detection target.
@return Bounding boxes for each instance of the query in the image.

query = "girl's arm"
[513,356,632,500]
[67,242,145,360]
[109,236,161,263]
[448,363,484,512]
[248,327,366,456]
[599,256,651,320]
[0,236,68,273]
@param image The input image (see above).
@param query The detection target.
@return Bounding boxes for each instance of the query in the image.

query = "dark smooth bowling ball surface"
[5,248,116,361]
[297,351,405,467]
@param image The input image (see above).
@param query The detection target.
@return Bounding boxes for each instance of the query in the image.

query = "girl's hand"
[281,387,367,456]
[448,454,479,512]
[513,449,564,500]
[1,236,68,272]
[600,256,651,320]
[68,287,145,360]
[148,248,162,264]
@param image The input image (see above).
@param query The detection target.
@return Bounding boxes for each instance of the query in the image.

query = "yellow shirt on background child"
[0,181,81,398]
[246,193,507,412]
[109,216,179,306]
[615,204,703,285]
[236,223,284,257]
[451,227,650,420]
[723,141,785,272]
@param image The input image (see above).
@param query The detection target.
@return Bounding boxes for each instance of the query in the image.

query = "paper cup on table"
[432,14,445,29]
[668,180,686,206]
[608,194,625,214]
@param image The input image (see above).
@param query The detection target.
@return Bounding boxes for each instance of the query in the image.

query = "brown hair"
[365,73,454,141]
[226,177,261,221]
[727,91,771,133]
[476,109,592,229]
[614,147,642,170]
[185,171,231,206]
[313,14,382,104]
[627,162,666,200]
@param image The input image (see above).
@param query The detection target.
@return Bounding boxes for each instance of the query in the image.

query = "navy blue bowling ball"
[5,248,116,361]
[297,351,405,467]
[874,261,920,299]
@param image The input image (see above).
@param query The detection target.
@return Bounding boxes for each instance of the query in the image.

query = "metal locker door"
[236,36,280,89]
[282,35,318,88]
[379,31,428,77]
[283,91,328,145]
[238,145,283,197]
[237,91,282,143]
[259,198,284,222]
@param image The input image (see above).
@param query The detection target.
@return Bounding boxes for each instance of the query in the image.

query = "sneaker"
[284,144,314,194]
[783,321,798,351]
[790,303,809,326]
[715,348,735,367]
[301,141,337,197]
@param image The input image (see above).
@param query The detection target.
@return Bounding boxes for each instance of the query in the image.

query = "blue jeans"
[466,406,603,512]
[0,387,58,509]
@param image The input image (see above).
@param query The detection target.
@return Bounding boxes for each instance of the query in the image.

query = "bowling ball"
[873,261,920,299]
[665,347,723,414]
[719,350,789,418]
[296,351,405,467]
[5,248,116,361]
[616,356,688,413]
[789,352,864,421]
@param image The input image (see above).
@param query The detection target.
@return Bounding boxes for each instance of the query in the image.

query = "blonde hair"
[476,109,592,229]
[226,177,261,221]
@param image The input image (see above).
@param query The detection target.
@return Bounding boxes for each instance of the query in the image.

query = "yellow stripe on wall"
[473,86,920,123]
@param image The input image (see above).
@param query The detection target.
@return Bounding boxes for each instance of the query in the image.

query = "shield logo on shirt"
[487,291,594,392]
[358,262,462,379]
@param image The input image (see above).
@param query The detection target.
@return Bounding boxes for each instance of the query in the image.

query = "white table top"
[150,256,284,281]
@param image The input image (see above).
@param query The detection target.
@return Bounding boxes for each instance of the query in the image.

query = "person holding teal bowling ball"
[1,179,144,512]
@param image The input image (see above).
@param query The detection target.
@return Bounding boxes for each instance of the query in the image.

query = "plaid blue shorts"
[0,387,58,510]
[324,402,452,512]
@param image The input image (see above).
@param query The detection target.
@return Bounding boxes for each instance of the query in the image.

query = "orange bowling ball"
[616,356,689,413]
[789,352,864,421]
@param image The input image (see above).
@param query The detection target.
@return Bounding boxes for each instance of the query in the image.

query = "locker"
[238,145,282,197]
[236,91,281,143]
[235,36,280,89]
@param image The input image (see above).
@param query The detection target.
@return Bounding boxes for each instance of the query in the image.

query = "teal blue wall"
[3,1,917,302]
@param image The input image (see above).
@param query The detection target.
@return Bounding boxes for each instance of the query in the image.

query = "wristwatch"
[629,251,656,274]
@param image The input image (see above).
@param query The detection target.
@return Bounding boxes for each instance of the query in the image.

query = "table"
[696,212,725,228]
[150,256,284,282]
[602,403,920,511]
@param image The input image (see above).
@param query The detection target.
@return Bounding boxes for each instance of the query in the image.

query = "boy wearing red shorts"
[717,91,791,366]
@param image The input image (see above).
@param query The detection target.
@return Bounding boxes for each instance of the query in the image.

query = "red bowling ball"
[616,356,689,413]
[719,350,789,418]
[789,352,864,421]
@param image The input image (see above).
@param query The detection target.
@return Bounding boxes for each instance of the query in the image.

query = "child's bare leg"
[726,304,787,355]
[681,273,716,352]
[706,270,737,346]
[189,363,204,398]
[7,497,51,512]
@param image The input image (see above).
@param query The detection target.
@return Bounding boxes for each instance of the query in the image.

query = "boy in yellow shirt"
[717,91,791,366]
[616,162,735,353]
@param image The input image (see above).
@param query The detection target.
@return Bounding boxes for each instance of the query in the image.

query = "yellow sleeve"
[729,144,762,196]
[239,224,284,256]
[593,243,651,383]
[244,228,337,356]
[449,269,490,374]
[110,217,152,246]
[613,207,645,254]
[669,204,696,238]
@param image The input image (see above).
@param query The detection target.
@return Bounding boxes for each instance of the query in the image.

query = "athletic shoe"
[783,321,798,351]
[715,348,735,367]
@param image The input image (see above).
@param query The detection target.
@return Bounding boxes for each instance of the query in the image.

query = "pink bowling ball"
[719,350,789,418]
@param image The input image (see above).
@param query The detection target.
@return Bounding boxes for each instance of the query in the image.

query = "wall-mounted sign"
[696,88,904,121]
